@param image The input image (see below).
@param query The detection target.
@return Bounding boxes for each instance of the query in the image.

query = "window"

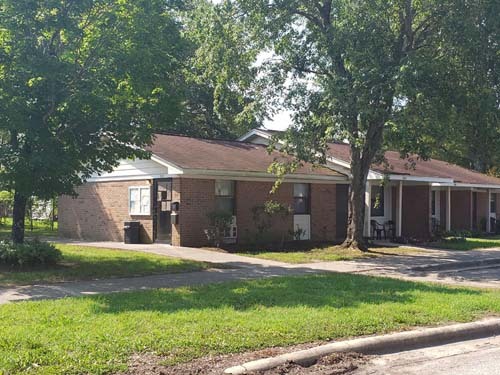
[215,180,235,214]
[370,185,385,217]
[129,186,150,215]
[491,194,497,214]
[293,183,310,214]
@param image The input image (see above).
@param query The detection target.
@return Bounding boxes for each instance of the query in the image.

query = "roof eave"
[181,168,347,182]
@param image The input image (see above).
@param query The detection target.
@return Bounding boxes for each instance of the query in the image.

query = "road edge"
[224,318,500,374]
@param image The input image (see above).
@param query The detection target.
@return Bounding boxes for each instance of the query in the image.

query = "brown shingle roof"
[327,142,500,185]
[148,134,344,177]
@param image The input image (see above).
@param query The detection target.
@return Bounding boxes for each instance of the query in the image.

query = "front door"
[154,179,172,243]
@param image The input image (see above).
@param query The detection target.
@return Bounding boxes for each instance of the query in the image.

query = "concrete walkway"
[1,240,500,305]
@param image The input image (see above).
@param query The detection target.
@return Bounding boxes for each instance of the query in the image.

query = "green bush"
[0,240,62,267]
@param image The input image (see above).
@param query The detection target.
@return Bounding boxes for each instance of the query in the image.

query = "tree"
[178,0,266,138]
[0,0,187,243]
[386,1,500,175]
[226,0,489,250]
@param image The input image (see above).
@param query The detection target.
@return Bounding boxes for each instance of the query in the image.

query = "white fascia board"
[325,158,352,177]
[237,129,273,142]
[442,182,500,190]
[384,175,453,183]
[326,155,384,180]
[367,171,385,180]
[182,168,347,183]
[87,174,177,183]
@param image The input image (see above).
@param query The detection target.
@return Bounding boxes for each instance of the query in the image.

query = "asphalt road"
[356,335,500,375]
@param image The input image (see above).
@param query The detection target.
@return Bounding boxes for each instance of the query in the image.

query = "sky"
[263,110,291,131]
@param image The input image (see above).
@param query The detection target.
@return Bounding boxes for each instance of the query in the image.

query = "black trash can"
[124,221,141,244]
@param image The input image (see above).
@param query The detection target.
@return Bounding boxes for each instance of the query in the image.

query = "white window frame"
[129,186,151,216]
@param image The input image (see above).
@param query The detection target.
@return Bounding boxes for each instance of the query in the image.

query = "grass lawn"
[0,218,58,240]
[1,274,499,374]
[236,245,426,264]
[0,244,209,286]
[435,235,500,251]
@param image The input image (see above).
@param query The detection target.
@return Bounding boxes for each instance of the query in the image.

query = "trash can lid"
[124,221,140,226]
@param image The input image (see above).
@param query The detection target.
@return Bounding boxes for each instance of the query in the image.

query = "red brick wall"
[311,184,337,241]
[172,178,215,247]
[235,181,293,244]
[58,180,154,243]
[401,185,430,239]
[451,190,472,231]
[60,177,341,247]
[173,179,339,246]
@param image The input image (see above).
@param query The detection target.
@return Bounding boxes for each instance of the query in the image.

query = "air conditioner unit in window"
[223,216,237,244]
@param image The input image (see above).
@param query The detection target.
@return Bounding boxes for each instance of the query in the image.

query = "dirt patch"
[119,344,368,375]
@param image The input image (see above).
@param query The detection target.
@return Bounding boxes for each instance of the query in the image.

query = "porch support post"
[397,181,403,237]
[487,189,492,233]
[446,187,451,232]
[364,181,371,237]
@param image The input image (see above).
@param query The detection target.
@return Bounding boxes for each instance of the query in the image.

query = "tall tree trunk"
[12,191,27,244]
[342,153,371,251]
[341,117,386,252]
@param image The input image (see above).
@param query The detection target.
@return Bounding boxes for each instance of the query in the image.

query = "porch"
[364,180,500,240]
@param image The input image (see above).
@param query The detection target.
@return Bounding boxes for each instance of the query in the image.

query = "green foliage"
[0,0,263,242]
[219,0,499,247]
[205,210,234,247]
[387,1,500,172]
[0,0,189,199]
[0,240,61,267]
[178,0,265,137]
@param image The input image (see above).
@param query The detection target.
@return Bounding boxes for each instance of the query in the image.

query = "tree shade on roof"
[148,134,344,177]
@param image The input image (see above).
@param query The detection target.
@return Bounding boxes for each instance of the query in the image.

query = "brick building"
[59,131,500,246]
[59,134,346,246]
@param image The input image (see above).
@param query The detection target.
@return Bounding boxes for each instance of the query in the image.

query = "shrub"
[0,240,62,267]
[204,211,234,248]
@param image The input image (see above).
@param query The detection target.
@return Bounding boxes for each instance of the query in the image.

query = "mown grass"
[0,218,58,240]
[0,244,209,286]
[237,245,426,263]
[1,273,499,374]
[435,236,500,251]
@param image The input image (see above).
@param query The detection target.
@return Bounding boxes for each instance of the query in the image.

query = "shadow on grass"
[0,256,205,286]
[91,273,482,315]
